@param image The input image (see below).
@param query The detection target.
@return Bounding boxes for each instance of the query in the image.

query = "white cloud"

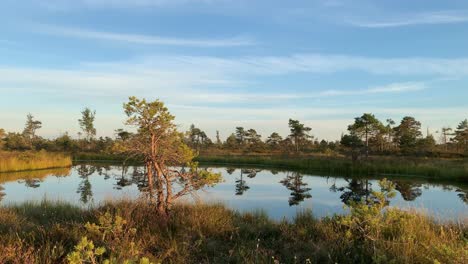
[349,10,468,28]
[36,25,255,47]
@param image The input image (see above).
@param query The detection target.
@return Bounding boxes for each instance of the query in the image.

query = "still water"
[0,164,466,221]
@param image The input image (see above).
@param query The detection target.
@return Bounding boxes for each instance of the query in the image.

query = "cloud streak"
[134,54,468,77]
[349,10,468,28]
[36,25,255,47]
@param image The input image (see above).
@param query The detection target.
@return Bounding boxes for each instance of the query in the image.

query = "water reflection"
[0,164,466,220]
[338,179,372,205]
[77,164,96,204]
[235,169,250,196]
[0,167,71,202]
[280,172,312,206]
[394,181,422,201]
[0,185,4,202]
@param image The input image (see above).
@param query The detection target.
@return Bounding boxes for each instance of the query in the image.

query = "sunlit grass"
[0,151,72,173]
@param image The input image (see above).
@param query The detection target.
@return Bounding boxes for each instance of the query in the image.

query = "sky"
[0,0,467,141]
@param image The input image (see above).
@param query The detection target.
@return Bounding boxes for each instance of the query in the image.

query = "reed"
[0,151,72,173]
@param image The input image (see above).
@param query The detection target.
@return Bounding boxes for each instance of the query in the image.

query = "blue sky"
[0,0,467,141]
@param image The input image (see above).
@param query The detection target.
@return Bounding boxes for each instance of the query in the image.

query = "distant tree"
[340,134,364,162]
[452,119,468,151]
[199,131,212,146]
[78,108,96,141]
[55,132,74,152]
[116,97,221,217]
[288,119,312,152]
[115,129,132,141]
[440,127,453,150]
[187,124,201,148]
[319,139,329,152]
[235,127,247,145]
[22,113,42,149]
[266,132,283,148]
[0,128,5,149]
[245,129,261,144]
[394,116,422,153]
[348,113,383,158]
[244,129,264,151]
[216,130,222,145]
[224,133,238,149]
[417,135,436,154]
[4,132,29,150]
[186,124,211,150]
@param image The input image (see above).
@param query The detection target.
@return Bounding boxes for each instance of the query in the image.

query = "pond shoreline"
[196,155,468,182]
[70,152,468,182]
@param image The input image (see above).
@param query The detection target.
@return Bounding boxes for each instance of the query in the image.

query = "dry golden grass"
[0,151,72,173]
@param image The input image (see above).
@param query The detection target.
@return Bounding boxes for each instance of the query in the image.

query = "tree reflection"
[76,164,95,204]
[394,181,422,201]
[456,188,467,204]
[96,164,112,180]
[331,178,372,205]
[241,168,262,178]
[235,169,250,195]
[0,185,5,202]
[114,165,133,190]
[280,172,311,206]
[23,178,41,188]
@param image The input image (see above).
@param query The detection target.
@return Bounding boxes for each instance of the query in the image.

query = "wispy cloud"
[349,10,468,28]
[190,82,426,103]
[320,82,425,96]
[137,54,468,77]
[36,25,255,47]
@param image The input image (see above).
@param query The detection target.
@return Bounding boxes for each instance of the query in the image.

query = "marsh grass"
[0,151,72,173]
[0,199,466,263]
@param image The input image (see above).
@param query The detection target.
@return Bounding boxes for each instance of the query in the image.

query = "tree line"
[0,109,467,160]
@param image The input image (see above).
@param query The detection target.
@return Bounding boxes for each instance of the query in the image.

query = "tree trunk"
[154,163,168,217]
[146,161,154,202]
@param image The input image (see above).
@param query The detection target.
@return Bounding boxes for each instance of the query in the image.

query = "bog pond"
[0,164,466,221]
